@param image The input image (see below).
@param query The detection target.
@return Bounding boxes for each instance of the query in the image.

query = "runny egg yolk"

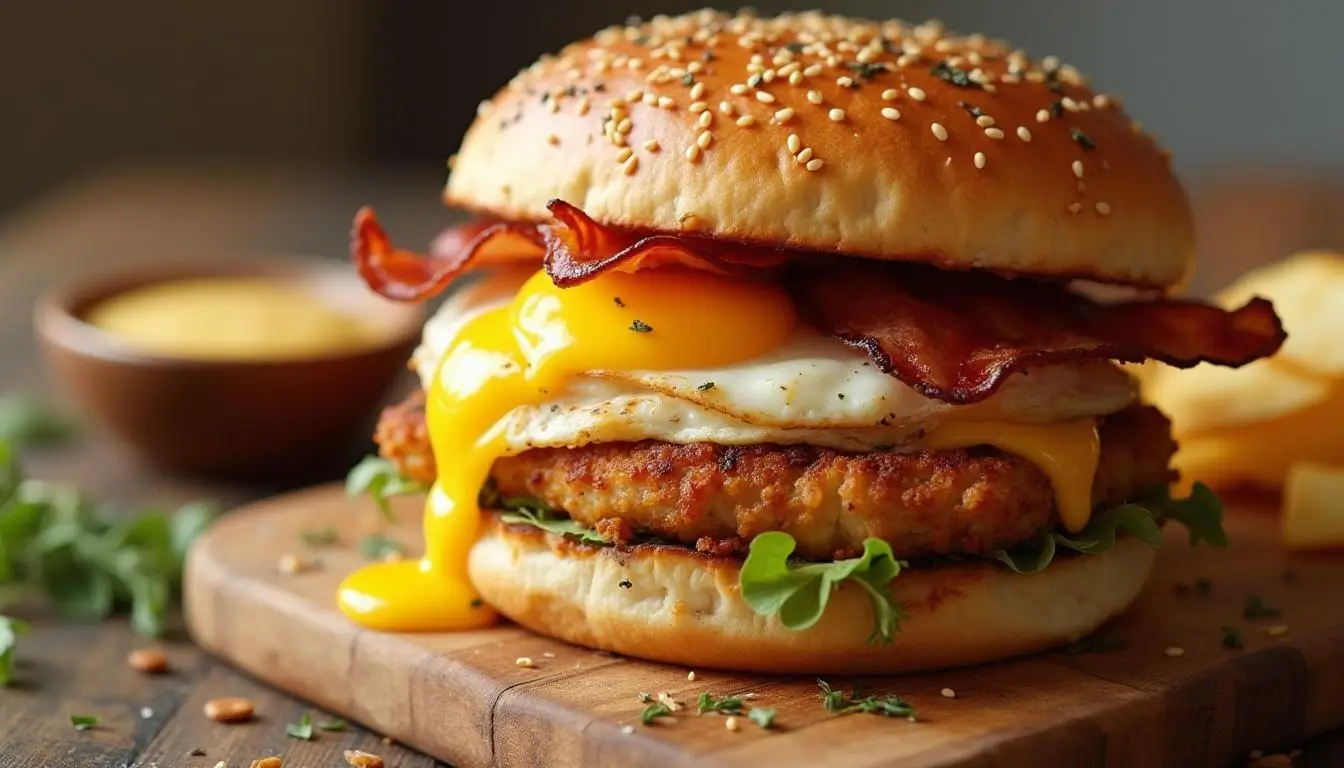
[337,268,798,630]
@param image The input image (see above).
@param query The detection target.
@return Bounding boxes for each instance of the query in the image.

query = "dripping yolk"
[337,267,797,630]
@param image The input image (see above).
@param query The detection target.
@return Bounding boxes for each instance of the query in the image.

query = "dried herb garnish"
[682,72,695,86]
[785,42,806,53]
[1222,626,1245,649]
[1070,127,1096,150]
[696,381,716,391]
[697,692,745,715]
[930,59,977,88]
[847,61,889,80]
[640,702,674,725]
[958,100,983,118]
[613,296,625,307]
[629,319,653,333]
[748,707,777,729]
[70,714,101,731]
[818,680,916,718]
[1051,100,1065,118]
[1243,595,1281,620]
[618,579,633,589]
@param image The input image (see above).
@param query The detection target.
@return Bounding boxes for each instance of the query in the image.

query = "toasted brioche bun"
[468,517,1155,673]
[447,10,1192,288]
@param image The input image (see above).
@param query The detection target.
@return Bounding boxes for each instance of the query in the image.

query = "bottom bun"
[468,518,1156,674]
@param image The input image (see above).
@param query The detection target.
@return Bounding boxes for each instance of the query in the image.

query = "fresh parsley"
[345,455,428,522]
[498,498,611,547]
[1243,596,1281,620]
[318,718,348,732]
[0,616,28,686]
[0,438,216,639]
[0,396,77,449]
[286,712,315,740]
[70,714,101,731]
[747,707,777,729]
[359,533,405,561]
[818,680,916,718]
[697,692,745,715]
[640,702,674,725]
[993,483,1226,574]
[740,533,904,645]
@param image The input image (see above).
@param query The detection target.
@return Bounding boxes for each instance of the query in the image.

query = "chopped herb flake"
[618,579,633,589]
[1243,596,1281,620]
[318,718,347,732]
[286,712,315,741]
[629,320,653,333]
[1222,626,1245,649]
[359,533,405,561]
[71,714,101,731]
[697,692,745,715]
[930,60,977,88]
[1070,127,1096,150]
[682,73,695,86]
[748,707,777,729]
[613,296,625,307]
[640,702,674,725]
[696,382,716,391]
[818,680,916,718]
[299,526,338,547]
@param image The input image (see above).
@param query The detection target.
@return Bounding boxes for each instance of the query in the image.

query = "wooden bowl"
[34,258,424,480]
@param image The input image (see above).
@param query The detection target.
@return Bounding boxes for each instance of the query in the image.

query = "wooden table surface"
[0,166,1340,768]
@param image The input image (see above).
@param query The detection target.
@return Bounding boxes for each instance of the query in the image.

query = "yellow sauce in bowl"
[86,277,377,361]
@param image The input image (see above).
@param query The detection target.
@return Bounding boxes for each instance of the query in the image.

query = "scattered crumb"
[277,553,317,574]
[621,725,635,735]
[1164,647,1185,658]
[343,750,385,768]
[128,648,170,674]
[213,762,227,768]
[515,656,535,668]
[725,716,741,732]
[907,715,918,723]
[542,652,556,659]
[204,697,255,723]
[687,671,697,682]
[140,707,154,719]
[248,759,282,768]
[743,692,758,700]
[657,691,682,712]
[1266,625,1289,637]
[380,736,394,746]
[940,688,956,699]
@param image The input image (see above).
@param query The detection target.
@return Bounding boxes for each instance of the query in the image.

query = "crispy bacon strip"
[543,200,788,286]
[792,261,1287,404]
[351,207,543,301]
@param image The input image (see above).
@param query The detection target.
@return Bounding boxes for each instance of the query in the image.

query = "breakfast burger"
[338,10,1285,673]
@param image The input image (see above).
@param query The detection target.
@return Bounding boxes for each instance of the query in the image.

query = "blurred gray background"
[2,0,1339,213]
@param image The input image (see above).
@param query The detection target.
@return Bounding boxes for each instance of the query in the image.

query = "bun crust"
[447,11,1193,288]
[468,518,1156,673]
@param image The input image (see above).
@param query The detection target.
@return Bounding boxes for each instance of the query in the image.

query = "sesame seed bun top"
[445,10,1194,289]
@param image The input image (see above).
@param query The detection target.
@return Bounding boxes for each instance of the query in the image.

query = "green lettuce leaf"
[740,532,904,645]
[498,499,611,547]
[0,615,27,686]
[345,455,428,522]
[994,483,1225,574]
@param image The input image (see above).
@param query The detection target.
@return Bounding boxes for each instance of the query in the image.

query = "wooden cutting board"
[184,485,1344,767]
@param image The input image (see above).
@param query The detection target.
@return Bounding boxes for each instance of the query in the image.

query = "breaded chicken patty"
[375,393,1175,559]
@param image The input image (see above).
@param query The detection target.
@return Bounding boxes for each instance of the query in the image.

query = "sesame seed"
[621,725,635,735]
[616,148,633,163]
[881,88,899,100]
[931,122,948,141]
[974,151,986,169]
[547,100,560,114]
[687,670,697,681]
[690,82,706,100]
[941,688,956,699]
[736,115,755,127]
[577,98,590,115]
[795,147,813,163]
[976,115,995,128]
[644,140,660,152]
[625,89,644,103]
[789,71,803,85]
[787,133,801,153]
[719,101,734,115]
[699,111,714,128]
[908,86,926,101]
[1095,201,1111,216]
[836,76,854,89]
[881,107,901,121]
[725,716,741,732]
[1266,625,1289,637]
[515,656,535,668]
[774,107,795,123]
[756,91,776,103]
[1072,160,1084,178]
[806,158,824,172]
[828,108,846,122]
[1093,94,1110,108]
[616,118,632,134]
[807,89,823,104]
[1016,126,1032,142]
[546,134,560,146]
[688,101,707,113]
[984,127,1004,139]
[804,63,823,77]
[1035,109,1050,123]
[1067,201,1082,214]
[1164,646,1185,658]
[658,96,674,109]
[685,144,702,162]
[762,69,776,83]
[643,93,657,105]
[1062,96,1079,112]
[697,130,713,149]
[730,83,748,95]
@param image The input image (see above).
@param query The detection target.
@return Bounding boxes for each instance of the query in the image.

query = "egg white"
[416,270,1137,455]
